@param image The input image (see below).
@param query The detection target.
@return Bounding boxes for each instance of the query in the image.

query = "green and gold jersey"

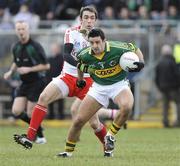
[77,41,138,85]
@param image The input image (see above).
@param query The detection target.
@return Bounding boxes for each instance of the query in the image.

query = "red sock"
[27,104,47,141]
[94,123,107,145]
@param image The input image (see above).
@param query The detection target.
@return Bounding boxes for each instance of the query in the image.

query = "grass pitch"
[0,126,180,166]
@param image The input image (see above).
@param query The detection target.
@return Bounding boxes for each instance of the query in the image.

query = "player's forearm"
[76,68,86,88]
[77,68,84,81]
[31,63,50,72]
[136,48,144,62]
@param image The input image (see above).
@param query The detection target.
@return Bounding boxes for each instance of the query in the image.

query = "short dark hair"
[80,5,98,19]
[88,28,105,40]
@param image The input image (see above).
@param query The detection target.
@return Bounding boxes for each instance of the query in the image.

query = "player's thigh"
[12,97,27,115]
[114,88,134,109]
[77,95,102,122]
[38,82,64,105]
[26,101,37,117]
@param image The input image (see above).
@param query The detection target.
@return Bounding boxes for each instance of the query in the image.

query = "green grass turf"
[0,126,180,166]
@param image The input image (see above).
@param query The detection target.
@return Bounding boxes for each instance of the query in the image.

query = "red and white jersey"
[63,25,90,77]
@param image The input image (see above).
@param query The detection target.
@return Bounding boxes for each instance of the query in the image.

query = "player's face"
[89,36,106,55]
[80,11,96,31]
[15,22,30,42]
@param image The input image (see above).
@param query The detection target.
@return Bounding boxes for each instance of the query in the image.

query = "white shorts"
[87,79,130,108]
[51,76,69,98]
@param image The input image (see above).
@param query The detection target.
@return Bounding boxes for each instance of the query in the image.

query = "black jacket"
[155,54,180,92]
[46,54,64,83]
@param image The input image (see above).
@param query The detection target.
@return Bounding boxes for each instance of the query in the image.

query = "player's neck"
[94,51,105,60]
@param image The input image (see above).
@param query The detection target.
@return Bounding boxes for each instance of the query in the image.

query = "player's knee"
[70,106,77,117]
[121,98,133,110]
[89,116,101,130]
[38,91,50,106]
[12,109,23,116]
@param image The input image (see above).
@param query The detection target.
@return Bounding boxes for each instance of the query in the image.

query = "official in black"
[4,21,50,143]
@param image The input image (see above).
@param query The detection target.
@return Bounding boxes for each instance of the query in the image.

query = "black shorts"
[15,79,46,102]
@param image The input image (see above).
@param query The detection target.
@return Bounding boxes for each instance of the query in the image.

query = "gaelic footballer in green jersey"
[56,28,144,158]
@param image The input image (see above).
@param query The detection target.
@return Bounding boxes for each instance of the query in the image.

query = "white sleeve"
[64,29,74,44]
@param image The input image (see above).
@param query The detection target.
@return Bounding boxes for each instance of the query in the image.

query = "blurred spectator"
[151,0,167,20]
[128,0,151,11]
[0,7,13,30]
[0,0,179,22]
[113,0,127,10]
[82,0,104,15]
[155,44,180,127]
[128,0,150,19]
[117,7,130,20]
[137,5,149,20]
[167,5,179,20]
[30,0,54,20]
[150,0,166,20]
[150,0,164,12]
[53,0,82,20]
[150,10,166,20]
[13,3,40,29]
[101,6,115,20]
[46,43,65,119]
[173,38,180,76]
[168,0,180,12]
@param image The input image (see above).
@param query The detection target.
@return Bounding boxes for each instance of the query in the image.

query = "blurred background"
[0,0,179,127]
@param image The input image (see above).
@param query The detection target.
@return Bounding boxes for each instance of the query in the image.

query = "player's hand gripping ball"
[120,52,144,72]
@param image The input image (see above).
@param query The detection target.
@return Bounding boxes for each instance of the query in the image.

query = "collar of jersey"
[89,41,110,60]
